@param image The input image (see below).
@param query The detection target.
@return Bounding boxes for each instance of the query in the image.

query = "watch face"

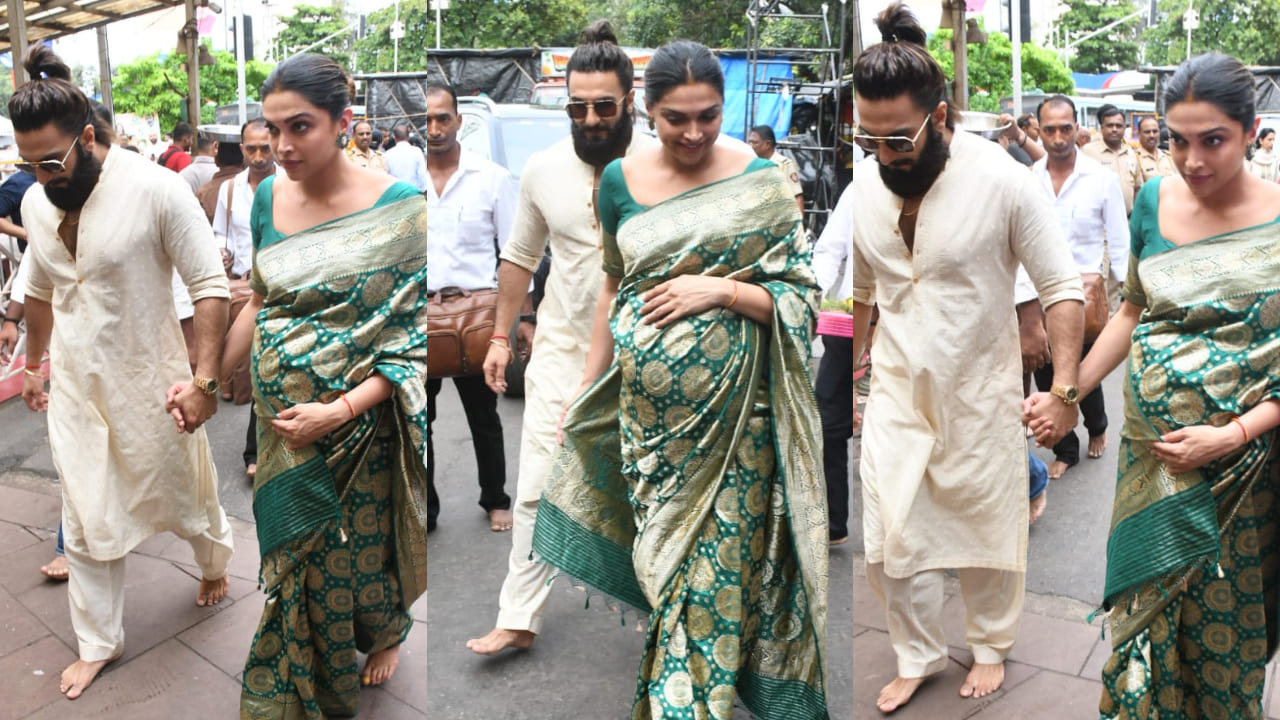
[1066,388,1079,402]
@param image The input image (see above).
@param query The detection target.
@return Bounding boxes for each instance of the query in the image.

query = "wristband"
[25,362,42,370]
[339,392,356,418]
[23,368,42,378]
[491,334,510,344]
[1232,417,1251,443]
[1,317,17,326]
[489,337,514,360]
[726,279,739,309]
[519,314,537,325]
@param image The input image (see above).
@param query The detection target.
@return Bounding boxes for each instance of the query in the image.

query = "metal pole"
[1010,0,1022,117]
[7,0,28,86]
[96,27,113,115]
[235,0,247,125]
[951,0,968,110]
[185,0,201,125]
[435,2,441,49]
[394,0,400,72]
[849,0,862,57]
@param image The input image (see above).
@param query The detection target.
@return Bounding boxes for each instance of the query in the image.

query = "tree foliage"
[929,29,1074,112]
[584,0,845,50]
[275,3,356,66]
[112,47,273,130]
[1142,0,1280,66]
[1056,0,1141,73]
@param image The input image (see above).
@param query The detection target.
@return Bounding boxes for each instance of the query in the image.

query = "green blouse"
[250,175,422,251]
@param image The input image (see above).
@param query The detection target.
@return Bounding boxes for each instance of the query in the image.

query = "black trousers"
[243,404,257,466]
[1033,339,1108,465]
[426,375,511,524]
[816,335,854,539]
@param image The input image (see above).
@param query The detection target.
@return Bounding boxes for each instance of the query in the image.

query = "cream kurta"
[23,147,230,562]
[850,131,1083,579]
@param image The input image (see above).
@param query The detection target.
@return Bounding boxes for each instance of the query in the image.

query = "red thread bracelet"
[340,392,356,418]
[1232,417,1251,443]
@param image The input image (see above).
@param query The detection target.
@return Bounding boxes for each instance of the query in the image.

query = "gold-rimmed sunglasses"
[852,115,931,153]
[565,98,620,120]
[1,137,79,174]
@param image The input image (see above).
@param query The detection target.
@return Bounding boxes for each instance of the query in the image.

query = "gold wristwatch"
[192,377,220,396]
[1050,384,1080,406]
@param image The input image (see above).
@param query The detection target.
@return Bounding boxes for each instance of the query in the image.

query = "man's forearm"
[494,260,535,335]
[1043,299,1084,385]
[23,297,52,361]
[0,217,27,240]
[191,296,229,378]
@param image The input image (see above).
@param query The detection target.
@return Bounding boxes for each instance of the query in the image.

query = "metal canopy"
[0,0,184,56]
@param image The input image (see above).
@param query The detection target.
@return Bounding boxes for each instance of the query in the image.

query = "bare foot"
[489,508,513,532]
[362,645,400,685]
[1088,435,1107,459]
[877,676,926,713]
[1029,491,1047,525]
[466,628,535,655]
[40,554,69,581]
[60,653,121,699]
[196,575,229,606]
[959,661,1004,698]
[1047,460,1071,480]
[246,463,257,479]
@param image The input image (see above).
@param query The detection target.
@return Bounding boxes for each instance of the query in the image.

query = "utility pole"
[949,0,968,110]
[1183,2,1198,61]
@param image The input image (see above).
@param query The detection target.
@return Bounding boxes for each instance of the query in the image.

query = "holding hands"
[164,382,219,433]
[1022,392,1079,448]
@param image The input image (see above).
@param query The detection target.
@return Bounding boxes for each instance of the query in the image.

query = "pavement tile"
[1004,611,1103,677]
[175,592,264,678]
[852,568,887,633]
[138,526,263,585]
[967,668,1103,720]
[0,520,42,555]
[354,689,426,719]
[1079,634,1112,681]
[0,539,65,598]
[20,638,242,720]
[0,582,56,658]
[0,634,78,720]
[0,485,59,531]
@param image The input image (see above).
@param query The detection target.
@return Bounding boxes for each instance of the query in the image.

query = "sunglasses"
[3,137,78,174]
[853,115,931,154]
[565,98,620,120]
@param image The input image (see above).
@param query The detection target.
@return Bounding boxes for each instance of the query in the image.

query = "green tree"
[275,3,356,66]
[112,46,273,130]
[584,0,844,50]
[1142,0,1280,65]
[929,29,1074,112]
[1055,0,1141,73]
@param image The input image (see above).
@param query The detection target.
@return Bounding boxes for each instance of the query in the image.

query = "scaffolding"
[744,0,848,235]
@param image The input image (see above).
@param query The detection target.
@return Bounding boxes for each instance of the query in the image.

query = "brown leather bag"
[427,287,498,378]
[1081,273,1109,342]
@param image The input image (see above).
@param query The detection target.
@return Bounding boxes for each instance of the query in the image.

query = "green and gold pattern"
[240,196,428,720]
[1100,223,1280,719]
[532,167,829,719]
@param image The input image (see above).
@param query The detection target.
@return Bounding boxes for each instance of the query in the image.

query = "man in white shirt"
[810,182,856,546]
[384,123,427,191]
[424,83,516,534]
[1031,95,1127,479]
[177,130,217,193]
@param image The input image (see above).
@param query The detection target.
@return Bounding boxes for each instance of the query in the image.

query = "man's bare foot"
[1047,460,1071,480]
[196,575,229,606]
[1029,492,1047,525]
[40,554,69,581]
[489,508,513,532]
[466,628,535,655]
[246,463,257,479]
[362,645,400,685]
[59,653,121,699]
[877,676,926,713]
[1088,435,1107,459]
[959,661,1004,698]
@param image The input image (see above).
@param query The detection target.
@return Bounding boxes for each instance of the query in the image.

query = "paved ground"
[850,367,1280,719]
[426,377,855,719]
[0,395,426,719]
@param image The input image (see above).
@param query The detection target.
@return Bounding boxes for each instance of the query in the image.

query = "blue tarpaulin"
[720,56,794,140]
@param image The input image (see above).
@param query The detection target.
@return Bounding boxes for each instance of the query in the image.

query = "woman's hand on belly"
[639,276,734,328]
[270,401,352,450]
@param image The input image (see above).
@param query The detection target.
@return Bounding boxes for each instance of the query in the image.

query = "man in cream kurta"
[849,128,1084,702]
[20,140,233,696]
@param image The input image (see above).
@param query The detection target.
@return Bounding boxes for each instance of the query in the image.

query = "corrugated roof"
[0,0,184,55]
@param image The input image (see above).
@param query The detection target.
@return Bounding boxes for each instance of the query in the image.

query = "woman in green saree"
[219,54,428,720]
[531,41,829,720]
[1027,53,1280,719]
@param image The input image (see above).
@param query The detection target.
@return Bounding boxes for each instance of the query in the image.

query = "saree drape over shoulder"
[1100,222,1280,720]
[532,166,829,720]
[239,195,429,720]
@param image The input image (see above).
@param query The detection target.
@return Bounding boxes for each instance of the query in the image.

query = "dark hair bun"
[580,19,619,45]
[875,2,928,46]
[24,45,71,82]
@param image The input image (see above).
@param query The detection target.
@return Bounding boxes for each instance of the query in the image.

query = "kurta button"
[77,278,83,284]
[892,228,900,235]
[912,277,920,283]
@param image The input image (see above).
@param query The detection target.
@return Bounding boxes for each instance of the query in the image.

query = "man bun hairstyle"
[644,40,723,107]
[853,2,956,129]
[566,20,634,94]
[1164,53,1256,132]
[9,46,94,138]
[260,53,353,121]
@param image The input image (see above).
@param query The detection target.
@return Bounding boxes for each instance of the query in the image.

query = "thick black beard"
[44,144,102,211]
[878,123,950,199]
[571,105,634,168]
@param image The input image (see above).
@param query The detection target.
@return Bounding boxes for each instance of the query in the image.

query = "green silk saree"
[1100,222,1280,720]
[239,195,429,720]
[532,167,830,720]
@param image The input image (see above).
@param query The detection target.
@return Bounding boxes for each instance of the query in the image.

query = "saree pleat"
[239,196,428,720]
[532,167,829,720]
[1099,224,1280,719]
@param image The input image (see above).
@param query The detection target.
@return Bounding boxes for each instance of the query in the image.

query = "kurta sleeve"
[162,176,229,303]
[493,167,517,252]
[1008,172,1083,309]
[500,159,551,274]
[19,193,53,304]
[597,160,626,278]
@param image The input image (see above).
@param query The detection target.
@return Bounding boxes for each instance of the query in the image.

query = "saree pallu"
[532,168,829,720]
[1100,224,1280,720]
[239,196,429,720]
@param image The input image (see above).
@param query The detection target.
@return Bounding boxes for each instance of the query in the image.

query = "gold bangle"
[23,368,42,378]
[1232,417,1251,443]
[489,337,514,361]
[727,279,739,309]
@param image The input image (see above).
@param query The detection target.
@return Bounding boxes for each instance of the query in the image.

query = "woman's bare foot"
[60,653,121,699]
[1029,492,1047,525]
[959,661,1004,698]
[489,508,513,532]
[362,645,400,685]
[196,575,229,606]
[877,676,925,713]
[466,628,535,655]
[1047,460,1071,480]
[1088,435,1107,459]
[40,554,69,581]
